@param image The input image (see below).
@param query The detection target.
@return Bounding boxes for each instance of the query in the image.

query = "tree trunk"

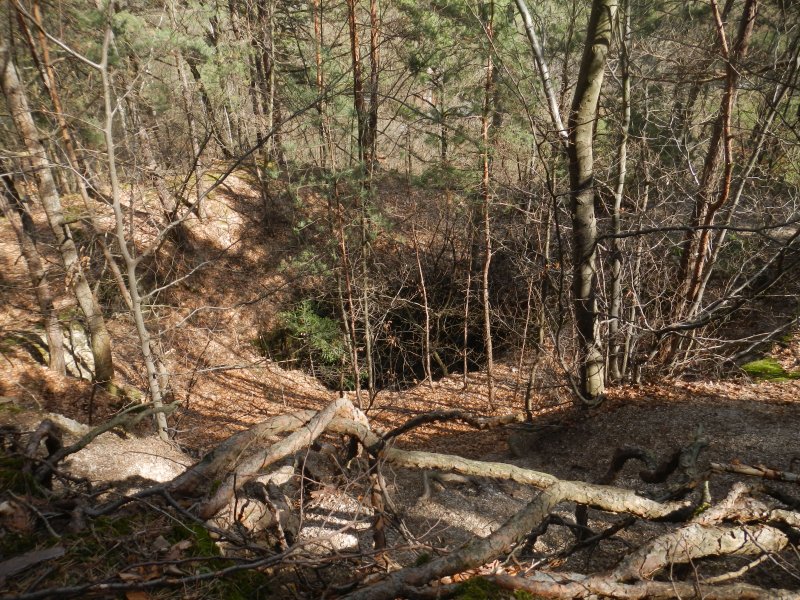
[514,0,569,146]
[412,225,432,385]
[18,1,134,314]
[481,0,496,408]
[608,0,630,383]
[364,0,380,172]
[175,54,207,220]
[20,0,101,198]
[347,0,366,164]
[312,0,335,169]
[0,170,66,375]
[1,42,115,386]
[677,0,758,319]
[567,0,618,404]
[256,0,276,162]
[99,28,170,441]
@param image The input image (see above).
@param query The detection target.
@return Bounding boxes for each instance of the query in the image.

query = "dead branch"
[340,472,693,600]
[23,419,62,463]
[196,398,367,518]
[34,402,177,485]
[489,571,799,599]
[382,410,524,442]
[711,461,800,484]
[612,522,787,581]
[168,408,317,496]
[10,398,798,600]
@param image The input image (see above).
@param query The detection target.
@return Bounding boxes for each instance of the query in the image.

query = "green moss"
[0,401,23,415]
[454,578,543,600]
[64,517,135,574]
[119,385,144,402]
[169,522,220,557]
[741,358,800,382]
[414,552,431,566]
[0,456,44,496]
[0,336,20,350]
[168,523,273,598]
[0,532,40,556]
[223,569,273,599]
[455,578,509,600]
[93,515,135,537]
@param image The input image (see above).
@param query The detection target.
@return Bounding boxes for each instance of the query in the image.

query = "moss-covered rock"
[741,358,800,382]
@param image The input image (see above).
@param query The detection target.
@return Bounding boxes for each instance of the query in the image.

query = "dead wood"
[168,408,317,496]
[7,398,800,599]
[33,402,177,485]
[711,461,800,483]
[0,546,65,581]
[23,419,62,463]
[382,410,524,443]
[195,398,366,518]
[420,470,483,501]
[612,522,787,580]
[577,432,708,542]
[23,419,62,487]
[489,571,800,599]
[340,475,693,600]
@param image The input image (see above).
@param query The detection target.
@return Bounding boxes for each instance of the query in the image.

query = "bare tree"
[480,0,496,408]
[1,41,115,387]
[0,167,65,374]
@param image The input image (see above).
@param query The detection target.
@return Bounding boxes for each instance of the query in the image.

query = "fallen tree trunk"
[489,571,799,599]
[13,398,798,600]
[612,522,787,581]
[711,461,800,483]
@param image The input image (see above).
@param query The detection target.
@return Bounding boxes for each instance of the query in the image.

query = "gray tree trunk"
[1,42,115,386]
[608,0,630,383]
[480,0,496,408]
[99,28,170,441]
[0,171,66,375]
[567,0,618,404]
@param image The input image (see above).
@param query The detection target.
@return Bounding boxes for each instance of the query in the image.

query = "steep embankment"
[2,170,799,458]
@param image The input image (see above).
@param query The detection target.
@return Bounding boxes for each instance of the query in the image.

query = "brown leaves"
[0,499,34,533]
[118,538,194,584]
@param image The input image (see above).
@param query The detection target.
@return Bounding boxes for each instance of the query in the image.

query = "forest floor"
[2,170,800,595]
[2,169,798,460]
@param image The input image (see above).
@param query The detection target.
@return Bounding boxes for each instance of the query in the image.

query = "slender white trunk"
[99,28,170,440]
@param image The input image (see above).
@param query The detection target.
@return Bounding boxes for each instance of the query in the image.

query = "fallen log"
[489,571,800,599]
[711,461,800,483]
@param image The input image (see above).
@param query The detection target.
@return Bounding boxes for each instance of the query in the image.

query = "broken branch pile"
[1,399,799,599]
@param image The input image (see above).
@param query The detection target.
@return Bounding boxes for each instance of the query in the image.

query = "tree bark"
[175,54,207,220]
[0,170,65,374]
[677,0,758,319]
[364,0,380,171]
[481,0,496,408]
[18,0,134,313]
[567,0,618,404]
[347,0,366,164]
[98,26,170,441]
[608,1,630,382]
[311,0,334,169]
[1,41,115,386]
[514,0,568,146]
